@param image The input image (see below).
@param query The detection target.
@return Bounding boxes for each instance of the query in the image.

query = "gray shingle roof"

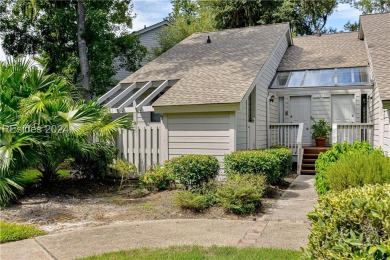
[360,13,390,101]
[121,23,289,107]
[278,32,368,71]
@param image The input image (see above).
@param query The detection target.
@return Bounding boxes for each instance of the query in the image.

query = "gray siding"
[269,89,371,124]
[269,96,279,124]
[167,112,234,163]
[255,32,289,148]
[236,102,247,150]
[365,37,390,154]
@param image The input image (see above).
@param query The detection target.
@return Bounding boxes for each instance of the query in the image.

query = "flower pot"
[315,137,326,147]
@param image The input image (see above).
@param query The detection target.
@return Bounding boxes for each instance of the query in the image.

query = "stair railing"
[296,123,304,175]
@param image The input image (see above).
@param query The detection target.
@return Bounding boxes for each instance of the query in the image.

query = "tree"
[344,21,359,31]
[207,0,338,35]
[342,0,390,14]
[0,59,132,206]
[300,0,339,35]
[153,0,216,56]
[273,0,314,35]
[209,0,281,29]
[0,0,147,97]
[77,0,90,98]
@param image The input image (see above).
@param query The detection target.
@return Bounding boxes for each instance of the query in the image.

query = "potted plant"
[311,117,331,147]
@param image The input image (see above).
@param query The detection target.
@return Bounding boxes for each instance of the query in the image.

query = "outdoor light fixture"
[206,36,211,44]
[270,95,275,102]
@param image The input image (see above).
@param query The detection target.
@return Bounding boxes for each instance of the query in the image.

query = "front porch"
[268,123,374,174]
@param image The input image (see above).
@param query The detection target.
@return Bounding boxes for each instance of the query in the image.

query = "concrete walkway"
[0,175,317,260]
[239,175,317,249]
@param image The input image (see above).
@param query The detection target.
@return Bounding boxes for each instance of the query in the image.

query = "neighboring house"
[113,20,170,82]
[98,13,390,173]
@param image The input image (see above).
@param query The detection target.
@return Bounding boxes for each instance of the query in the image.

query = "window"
[361,94,367,123]
[272,72,290,87]
[304,69,334,86]
[150,92,164,123]
[248,91,255,122]
[287,71,305,87]
[270,67,370,88]
[151,112,162,122]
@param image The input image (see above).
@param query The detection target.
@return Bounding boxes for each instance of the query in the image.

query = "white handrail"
[268,123,304,175]
[296,123,304,175]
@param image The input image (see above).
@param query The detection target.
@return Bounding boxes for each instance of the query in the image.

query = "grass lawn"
[20,169,70,185]
[0,221,46,243]
[80,246,301,260]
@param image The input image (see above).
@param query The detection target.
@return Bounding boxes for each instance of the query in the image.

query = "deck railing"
[332,123,374,145]
[268,123,304,174]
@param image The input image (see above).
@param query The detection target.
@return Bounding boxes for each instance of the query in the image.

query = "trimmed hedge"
[315,141,375,195]
[326,150,390,192]
[167,155,219,189]
[217,174,266,214]
[224,148,292,184]
[267,147,293,179]
[304,184,390,259]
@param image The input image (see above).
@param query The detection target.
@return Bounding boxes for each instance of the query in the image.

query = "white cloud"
[327,3,362,30]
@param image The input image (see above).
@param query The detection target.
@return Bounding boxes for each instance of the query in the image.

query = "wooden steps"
[301,147,330,175]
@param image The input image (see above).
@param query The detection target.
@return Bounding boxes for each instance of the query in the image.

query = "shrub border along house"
[224,148,293,185]
[170,148,292,214]
[304,184,390,259]
[314,141,376,194]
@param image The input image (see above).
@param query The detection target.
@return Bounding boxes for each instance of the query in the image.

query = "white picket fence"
[116,125,164,173]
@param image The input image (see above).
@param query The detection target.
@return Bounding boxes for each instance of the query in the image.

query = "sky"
[0,2,362,61]
[131,1,361,31]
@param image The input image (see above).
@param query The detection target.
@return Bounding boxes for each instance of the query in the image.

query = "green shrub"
[224,150,281,184]
[217,174,266,214]
[304,184,390,260]
[173,190,211,212]
[315,141,376,195]
[267,147,293,178]
[140,164,173,191]
[326,151,390,192]
[167,155,219,189]
[108,159,137,191]
[71,143,118,179]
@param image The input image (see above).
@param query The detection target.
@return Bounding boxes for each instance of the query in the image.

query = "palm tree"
[0,58,131,206]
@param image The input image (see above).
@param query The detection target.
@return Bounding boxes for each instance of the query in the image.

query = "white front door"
[290,96,312,144]
[332,95,355,123]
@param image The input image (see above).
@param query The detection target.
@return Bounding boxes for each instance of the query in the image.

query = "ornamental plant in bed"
[314,141,376,194]
[167,154,219,189]
[0,59,132,206]
[304,184,390,259]
[325,150,390,192]
[217,174,266,214]
[224,147,292,184]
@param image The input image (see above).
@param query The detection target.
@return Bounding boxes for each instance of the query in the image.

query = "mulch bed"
[0,174,296,234]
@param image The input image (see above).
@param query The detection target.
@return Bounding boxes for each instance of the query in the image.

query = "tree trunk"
[77,0,91,99]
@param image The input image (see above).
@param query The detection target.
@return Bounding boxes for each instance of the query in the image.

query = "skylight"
[270,67,370,88]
